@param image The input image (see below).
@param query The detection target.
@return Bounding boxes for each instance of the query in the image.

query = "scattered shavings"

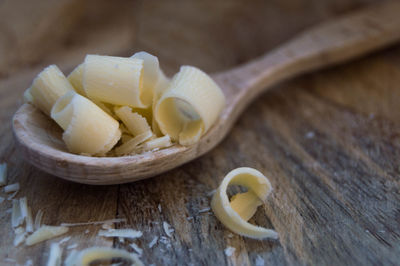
[60,218,126,227]
[7,191,19,200]
[13,234,26,246]
[67,243,78,250]
[98,229,143,239]
[64,250,78,266]
[25,259,33,266]
[14,227,25,234]
[159,236,171,249]
[59,236,71,244]
[0,163,7,186]
[34,209,44,230]
[25,207,34,233]
[102,223,113,230]
[158,204,162,213]
[25,225,69,246]
[64,247,143,266]
[198,207,211,213]
[20,198,29,218]
[130,242,143,256]
[207,189,216,197]
[11,199,23,228]
[255,255,265,266]
[19,197,34,233]
[0,196,4,204]
[136,135,172,153]
[4,183,19,193]
[148,236,158,248]
[224,246,236,257]
[13,227,26,247]
[47,242,62,266]
[163,222,174,237]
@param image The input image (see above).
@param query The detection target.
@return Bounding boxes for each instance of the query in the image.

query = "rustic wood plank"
[0,0,139,78]
[116,163,289,265]
[134,0,378,75]
[1,0,399,265]
[114,51,400,265]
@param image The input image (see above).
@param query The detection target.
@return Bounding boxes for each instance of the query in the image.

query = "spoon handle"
[216,0,400,117]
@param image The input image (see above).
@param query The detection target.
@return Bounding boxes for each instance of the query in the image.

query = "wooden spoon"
[12,1,400,185]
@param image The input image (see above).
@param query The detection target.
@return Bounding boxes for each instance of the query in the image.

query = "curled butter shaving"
[136,135,172,153]
[65,247,143,266]
[51,91,121,155]
[30,65,74,115]
[67,63,85,96]
[152,69,170,137]
[155,66,225,145]
[211,167,278,239]
[131,51,171,137]
[114,106,152,137]
[25,225,69,246]
[131,51,160,106]
[83,55,149,108]
[115,131,153,156]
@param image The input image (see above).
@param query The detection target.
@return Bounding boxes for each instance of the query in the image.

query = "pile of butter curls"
[24,52,225,156]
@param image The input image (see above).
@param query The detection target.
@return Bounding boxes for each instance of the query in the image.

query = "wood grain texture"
[1,0,399,265]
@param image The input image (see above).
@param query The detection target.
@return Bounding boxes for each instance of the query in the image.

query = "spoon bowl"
[13,1,400,184]
[13,103,217,184]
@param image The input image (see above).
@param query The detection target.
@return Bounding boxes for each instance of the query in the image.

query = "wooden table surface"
[0,0,399,265]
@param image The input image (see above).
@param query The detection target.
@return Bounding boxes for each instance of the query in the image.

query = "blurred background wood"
[0,0,399,265]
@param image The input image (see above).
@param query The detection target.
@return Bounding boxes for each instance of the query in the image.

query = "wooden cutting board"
[0,0,399,265]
